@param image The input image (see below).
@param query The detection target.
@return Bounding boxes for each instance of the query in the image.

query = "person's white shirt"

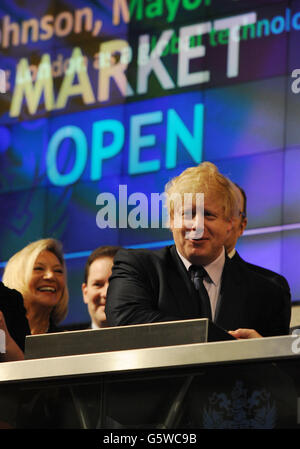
[227,248,236,259]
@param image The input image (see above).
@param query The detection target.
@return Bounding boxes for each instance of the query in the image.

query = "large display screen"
[1,0,300,326]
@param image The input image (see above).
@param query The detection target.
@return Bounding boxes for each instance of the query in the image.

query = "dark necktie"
[189,265,212,320]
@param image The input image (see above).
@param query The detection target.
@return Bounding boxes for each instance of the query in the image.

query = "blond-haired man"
[106,163,291,338]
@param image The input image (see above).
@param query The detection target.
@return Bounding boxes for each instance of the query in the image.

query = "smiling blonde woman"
[2,238,69,334]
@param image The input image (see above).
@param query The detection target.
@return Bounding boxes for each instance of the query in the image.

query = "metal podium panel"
[0,335,298,384]
[0,336,299,430]
[25,318,234,360]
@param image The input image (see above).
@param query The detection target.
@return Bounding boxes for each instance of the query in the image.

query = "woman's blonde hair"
[2,238,68,325]
[165,162,239,221]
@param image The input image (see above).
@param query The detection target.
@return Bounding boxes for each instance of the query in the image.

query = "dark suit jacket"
[0,281,30,352]
[106,246,291,337]
[231,251,291,293]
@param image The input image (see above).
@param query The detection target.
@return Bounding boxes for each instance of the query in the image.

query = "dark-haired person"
[82,246,121,329]
[0,282,30,362]
[225,183,291,297]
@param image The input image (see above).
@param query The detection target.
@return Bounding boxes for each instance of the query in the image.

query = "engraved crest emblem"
[203,380,276,429]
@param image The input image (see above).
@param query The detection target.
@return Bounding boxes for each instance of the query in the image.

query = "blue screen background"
[0,0,300,326]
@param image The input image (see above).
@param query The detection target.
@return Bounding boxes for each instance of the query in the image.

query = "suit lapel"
[165,247,247,323]
[168,246,201,317]
[232,251,244,264]
[214,255,245,328]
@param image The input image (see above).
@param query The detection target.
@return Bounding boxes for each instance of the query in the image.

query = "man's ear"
[82,283,88,304]
[240,217,248,236]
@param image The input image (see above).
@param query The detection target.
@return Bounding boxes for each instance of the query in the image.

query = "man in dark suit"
[225,183,291,296]
[0,281,30,361]
[106,163,291,337]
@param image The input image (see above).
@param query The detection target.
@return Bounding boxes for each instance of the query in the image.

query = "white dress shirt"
[227,248,236,259]
[176,247,226,321]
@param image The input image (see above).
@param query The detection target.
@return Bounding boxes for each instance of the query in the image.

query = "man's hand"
[228,328,263,339]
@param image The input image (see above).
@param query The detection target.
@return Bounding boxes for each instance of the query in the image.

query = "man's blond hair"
[165,162,239,221]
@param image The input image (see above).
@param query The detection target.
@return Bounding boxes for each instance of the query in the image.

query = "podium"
[0,320,299,429]
[25,318,234,359]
